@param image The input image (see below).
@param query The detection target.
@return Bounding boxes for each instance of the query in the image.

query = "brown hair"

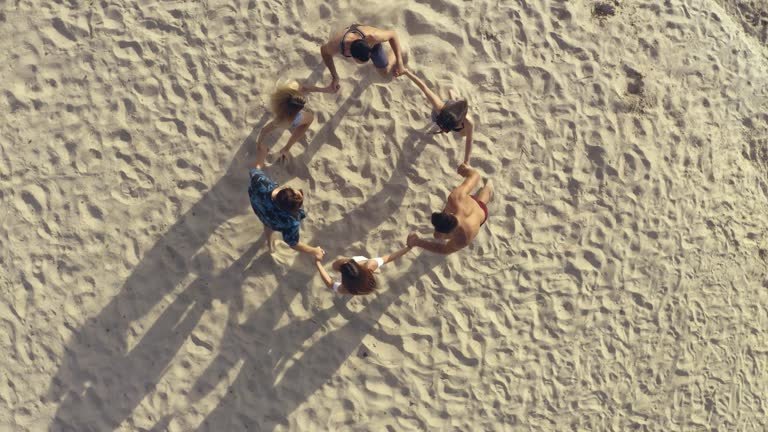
[270,82,307,124]
[275,188,303,213]
[340,260,377,295]
[434,100,468,133]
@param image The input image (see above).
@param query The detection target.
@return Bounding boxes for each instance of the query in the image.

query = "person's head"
[431,211,458,239]
[350,39,371,63]
[270,81,306,123]
[434,100,469,133]
[275,187,304,213]
[340,260,377,295]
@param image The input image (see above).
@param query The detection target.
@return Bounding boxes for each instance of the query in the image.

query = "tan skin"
[403,69,474,164]
[251,140,325,260]
[407,163,493,255]
[320,25,407,92]
[313,245,413,294]
[255,83,335,164]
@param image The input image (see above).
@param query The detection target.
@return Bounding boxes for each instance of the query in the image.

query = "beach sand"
[1,0,767,430]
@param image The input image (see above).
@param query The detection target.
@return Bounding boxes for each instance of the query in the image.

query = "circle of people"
[248,24,494,295]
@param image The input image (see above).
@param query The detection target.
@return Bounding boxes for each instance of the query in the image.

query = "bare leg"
[474,179,494,204]
[263,228,275,252]
[375,45,397,78]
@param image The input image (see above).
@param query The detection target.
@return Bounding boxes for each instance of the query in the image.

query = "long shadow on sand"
[192,254,444,432]
[184,130,440,432]
[45,114,270,431]
[47,118,436,431]
[278,76,374,183]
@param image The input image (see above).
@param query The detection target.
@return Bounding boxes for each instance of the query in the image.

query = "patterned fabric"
[248,168,305,246]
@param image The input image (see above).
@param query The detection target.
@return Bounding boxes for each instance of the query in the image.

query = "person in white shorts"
[314,244,412,295]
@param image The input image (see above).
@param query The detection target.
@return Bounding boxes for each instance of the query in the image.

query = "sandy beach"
[1,0,767,430]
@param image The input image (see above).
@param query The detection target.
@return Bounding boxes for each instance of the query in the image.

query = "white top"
[332,256,385,293]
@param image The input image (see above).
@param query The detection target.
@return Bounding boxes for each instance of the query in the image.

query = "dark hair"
[340,260,377,295]
[350,40,371,62]
[435,100,469,132]
[431,211,458,233]
[275,188,303,213]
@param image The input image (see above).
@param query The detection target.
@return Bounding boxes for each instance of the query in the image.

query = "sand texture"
[1,0,768,431]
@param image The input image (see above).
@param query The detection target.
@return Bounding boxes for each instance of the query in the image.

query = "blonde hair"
[269,80,306,124]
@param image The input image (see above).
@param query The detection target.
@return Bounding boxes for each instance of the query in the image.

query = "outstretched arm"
[378,29,405,76]
[381,245,413,265]
[291,241,325,260]
[407,233,462,255]
[314,259,335,289]
[365,244,413,271]
[299,83,336,94]
[462,116,474,164]
[403,69,443,111]
[320,43,341,92]
[252,121,278,169]
[454,163,481,195]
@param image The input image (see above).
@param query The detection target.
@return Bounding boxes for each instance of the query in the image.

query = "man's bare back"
[443,190,486,247]
[408,163,493,255]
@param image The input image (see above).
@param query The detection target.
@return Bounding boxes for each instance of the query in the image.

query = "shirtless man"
[320,23,407,92]
[407,163,493,254]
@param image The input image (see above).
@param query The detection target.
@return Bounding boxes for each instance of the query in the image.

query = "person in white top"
[314,245,413,295]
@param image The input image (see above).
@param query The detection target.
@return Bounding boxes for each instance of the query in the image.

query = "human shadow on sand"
[191,255,444,432]
[45,114,269,431]
[183,131,440,432]
[47,118,436,431]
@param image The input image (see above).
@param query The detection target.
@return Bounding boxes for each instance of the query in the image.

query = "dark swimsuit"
[472,197,489,225]
[340,24,389,69]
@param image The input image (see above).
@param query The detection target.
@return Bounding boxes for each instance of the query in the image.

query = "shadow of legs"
[195,254,445,432]
[188,132,438,431]
[47,116,270,431]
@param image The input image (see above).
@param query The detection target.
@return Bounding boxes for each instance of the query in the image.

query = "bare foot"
[475,179,494,204]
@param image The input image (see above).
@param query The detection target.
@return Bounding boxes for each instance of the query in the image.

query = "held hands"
[406,232,420,248]
[393,63,407,78]
[328,78,340,93]
[277,147,290,164]
[457,162,472,177]
[312,246,326,261]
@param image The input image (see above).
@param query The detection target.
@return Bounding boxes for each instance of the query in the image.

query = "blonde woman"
[254,80,333,164]
[314,245,412,295]
[403,69,475,164]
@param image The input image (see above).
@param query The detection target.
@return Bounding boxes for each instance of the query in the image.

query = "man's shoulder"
[448,190,473,206]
